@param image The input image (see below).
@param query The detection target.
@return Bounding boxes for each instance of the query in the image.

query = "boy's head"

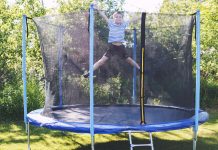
[112,11,123,24]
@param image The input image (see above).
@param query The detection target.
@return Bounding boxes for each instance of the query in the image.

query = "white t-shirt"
[108,19,129,43]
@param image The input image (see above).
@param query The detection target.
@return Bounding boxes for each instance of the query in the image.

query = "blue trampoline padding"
[27,105,209,134]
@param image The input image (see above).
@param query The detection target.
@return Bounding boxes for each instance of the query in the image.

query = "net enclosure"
[23,8,208,150]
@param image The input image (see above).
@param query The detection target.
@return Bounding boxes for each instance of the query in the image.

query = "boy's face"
[113,13,123,24]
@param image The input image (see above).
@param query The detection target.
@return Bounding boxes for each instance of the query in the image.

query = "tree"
[0,0,46,120]
[159,0,218,108]
[57,0,125,13]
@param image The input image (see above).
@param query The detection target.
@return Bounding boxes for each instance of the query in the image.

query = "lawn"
[0,109,217,150]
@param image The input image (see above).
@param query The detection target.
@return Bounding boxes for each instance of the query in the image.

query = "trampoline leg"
[193,139,197,150]
[193,132,197,150]
[27,122,31,150]
[128,131,154,150]
[149,133,154,150]
[91,135,95,150]
[128,131,133,150]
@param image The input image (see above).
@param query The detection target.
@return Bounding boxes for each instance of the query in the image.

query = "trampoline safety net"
[33,11,195,120]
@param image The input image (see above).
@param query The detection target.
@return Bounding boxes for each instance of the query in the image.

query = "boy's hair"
[112,11,123,18]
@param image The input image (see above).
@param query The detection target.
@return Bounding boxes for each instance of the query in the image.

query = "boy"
[83,6,140,78]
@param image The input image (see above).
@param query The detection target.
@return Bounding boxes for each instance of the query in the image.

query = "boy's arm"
[97,10,109,23]
[94,4,109,23]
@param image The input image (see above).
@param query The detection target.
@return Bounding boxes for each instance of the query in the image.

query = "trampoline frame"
[128,131,154,150]
[26,121,155,150]
[22,5,203,150]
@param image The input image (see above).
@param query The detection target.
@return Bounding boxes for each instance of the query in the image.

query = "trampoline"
[27,105,208,134]
[22,5,208,150]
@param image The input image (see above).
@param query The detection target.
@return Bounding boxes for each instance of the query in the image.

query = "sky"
[8,0,163,12]
[123,0,163,12]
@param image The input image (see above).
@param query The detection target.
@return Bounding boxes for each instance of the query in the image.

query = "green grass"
[0,109,217,150]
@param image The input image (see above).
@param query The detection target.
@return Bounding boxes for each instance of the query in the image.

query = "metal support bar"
[27,122,31,150]
[193,132,197,150]
[22,14,27,125]
[57,26,64,107]
[132,28,137,104]
[128,131,154,150]
[140,12,146,124]
[89,3,95,150]
[193,10,201,150]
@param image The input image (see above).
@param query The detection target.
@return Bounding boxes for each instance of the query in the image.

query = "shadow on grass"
[76,135,218,150]
[0,121,74,145]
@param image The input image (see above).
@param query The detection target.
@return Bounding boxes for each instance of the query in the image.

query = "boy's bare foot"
[83,72,89,78]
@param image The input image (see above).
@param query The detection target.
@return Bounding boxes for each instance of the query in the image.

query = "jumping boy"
[83,5,140,78]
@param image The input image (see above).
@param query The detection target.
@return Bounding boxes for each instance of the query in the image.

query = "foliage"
[0,0,46,120]
[201,79,218,108]
[57,0,92,13]
[160,0,218,108]
[57,0,126,14]
[0,80,23,120]
[75,74,127,105]
[56,0,130,106]
[0,76,44,120]
[97,0,126,13]
[0,0,217,121]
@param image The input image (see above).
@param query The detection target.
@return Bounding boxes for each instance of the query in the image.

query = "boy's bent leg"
[83,56,109,78]
[126,57,140,70]
[93,56,109,70]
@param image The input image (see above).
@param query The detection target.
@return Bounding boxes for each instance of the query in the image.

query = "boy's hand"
[94,4,99,10]
[93,0,99,10]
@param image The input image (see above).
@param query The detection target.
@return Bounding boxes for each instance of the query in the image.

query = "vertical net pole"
[58,26,64,107]
[89,4,95,150]
[193,10,201,150]
[132,28,137,104]
[140,13,146,124]
[22,15,28,127]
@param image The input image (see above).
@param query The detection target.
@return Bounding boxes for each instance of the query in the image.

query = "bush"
[0,82,23,120]
[0,76,44,121]
[201,79,218,109]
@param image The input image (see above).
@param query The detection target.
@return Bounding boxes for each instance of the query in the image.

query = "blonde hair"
[112,11,123,19]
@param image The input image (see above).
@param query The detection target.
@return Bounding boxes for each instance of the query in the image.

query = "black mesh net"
[33,11,195,118]
[144,14,195,107]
